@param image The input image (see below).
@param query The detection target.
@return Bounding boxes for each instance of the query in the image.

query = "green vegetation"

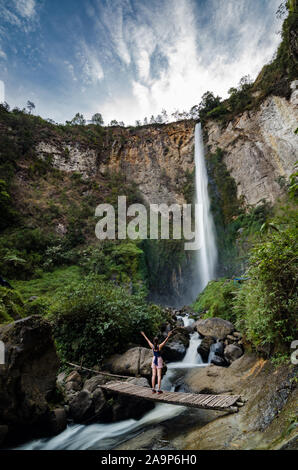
[234,203,297,353]
[0,287,26,323]
[194,200,297,356]
[48,276,165,366]
[206,147,272,276]
[192,279,237,323]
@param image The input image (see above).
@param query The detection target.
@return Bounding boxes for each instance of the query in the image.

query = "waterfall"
[194,122,217,292]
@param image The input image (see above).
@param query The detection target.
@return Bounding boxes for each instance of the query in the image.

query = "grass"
[13,265,81,302]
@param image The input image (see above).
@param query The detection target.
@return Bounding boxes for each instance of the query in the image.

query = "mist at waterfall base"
[15,315,213,450]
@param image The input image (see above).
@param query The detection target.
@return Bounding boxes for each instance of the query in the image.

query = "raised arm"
[159,330,174,350]
[140,331,153,349]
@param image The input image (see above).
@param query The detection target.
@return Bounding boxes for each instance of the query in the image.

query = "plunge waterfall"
[194,122,217,292]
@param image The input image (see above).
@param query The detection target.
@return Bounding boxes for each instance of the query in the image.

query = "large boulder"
[211,355,229,367]
[162,327,189,362]
[196,318,234,340]
[69,390,94,422]
[103,347,166,378]
[224,344,243,363]
[197,336,215,362]
[0,316,60,445]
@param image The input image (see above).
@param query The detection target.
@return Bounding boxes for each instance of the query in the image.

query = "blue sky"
[0,0,283,124]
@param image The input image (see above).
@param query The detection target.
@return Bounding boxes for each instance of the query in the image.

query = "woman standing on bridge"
[140,330,173,394]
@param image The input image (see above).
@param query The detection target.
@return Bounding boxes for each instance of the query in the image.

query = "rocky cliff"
[205,88,298,206]
[36,120,196,206]
[36,87,297,210]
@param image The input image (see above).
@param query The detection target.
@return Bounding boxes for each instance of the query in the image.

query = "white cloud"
[0,81,5,102]
[76,42,104,84]
[14,0,36,19]
[92,0,282,124]
[0,49,7,60]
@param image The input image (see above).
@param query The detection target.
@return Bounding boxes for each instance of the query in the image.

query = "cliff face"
[36,91,297,209]
[205,91,298,206]
[36,120,195,206]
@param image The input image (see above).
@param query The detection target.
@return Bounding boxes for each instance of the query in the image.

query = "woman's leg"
[157,368,162,390]
[152,367,156,390]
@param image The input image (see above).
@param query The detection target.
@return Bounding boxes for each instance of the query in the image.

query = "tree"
[26,100,35,114]
[91,113,104,125]
[171,110,180,121]
[68,113,86,125]
[189,105,199,119]
[199,92,221,114]
[143,117,148,125]
[109,120,119,126]
[161,109,168,123]
[149,115,156,124]
[135,120,141,127]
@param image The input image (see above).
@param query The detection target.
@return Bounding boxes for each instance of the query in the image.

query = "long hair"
[153,336,159,350]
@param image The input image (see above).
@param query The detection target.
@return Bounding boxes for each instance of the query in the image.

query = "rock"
[227,334,236,342]
[103,347,161,378]
[126,377,150,388]
[83,375,108,393]
[162,327,190,362]
[48,408,67,435]
[205,95,298,206]
[110,393,154,422]
[57,371,66,386]
[196,318,234,340]
[211,355,229,367]
[233,332,242,339]
[224,344,243,362]
[197,336,215,362]
[69,390,94,423]
[212,341,224,357]
[0,425,8,446]
[66,371,82,384]
[0,316,60,443]
[256,342,273,358]
[65,380,81,392]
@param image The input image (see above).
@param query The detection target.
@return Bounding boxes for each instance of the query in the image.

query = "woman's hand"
[168,330,174,337]
[140,331,145,336]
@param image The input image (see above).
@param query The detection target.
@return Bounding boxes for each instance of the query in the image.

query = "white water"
[194,122,217,292]
[15,315,206,450]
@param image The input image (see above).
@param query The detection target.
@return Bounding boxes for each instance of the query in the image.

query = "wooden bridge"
[101,381,244,413]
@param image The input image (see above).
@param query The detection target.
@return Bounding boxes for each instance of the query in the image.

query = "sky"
[0,0,283,125]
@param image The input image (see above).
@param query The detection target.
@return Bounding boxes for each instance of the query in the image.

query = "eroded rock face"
[0,316,60,444]
[177,355,298,450]
[205,94,298,205]
[36,121,196,206]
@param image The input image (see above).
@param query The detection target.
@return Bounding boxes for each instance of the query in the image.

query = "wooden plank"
[100,382,242,412]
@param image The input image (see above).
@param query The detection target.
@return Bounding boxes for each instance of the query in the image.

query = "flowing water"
[194,122,217,292]
[15,315,207,450]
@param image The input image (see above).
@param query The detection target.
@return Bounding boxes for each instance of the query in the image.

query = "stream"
[16,315,209,450]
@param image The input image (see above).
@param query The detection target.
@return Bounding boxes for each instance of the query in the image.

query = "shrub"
[48,276,165,365]
[234,205,298,351]
[0,287,25,324]
[192,279,237,323]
